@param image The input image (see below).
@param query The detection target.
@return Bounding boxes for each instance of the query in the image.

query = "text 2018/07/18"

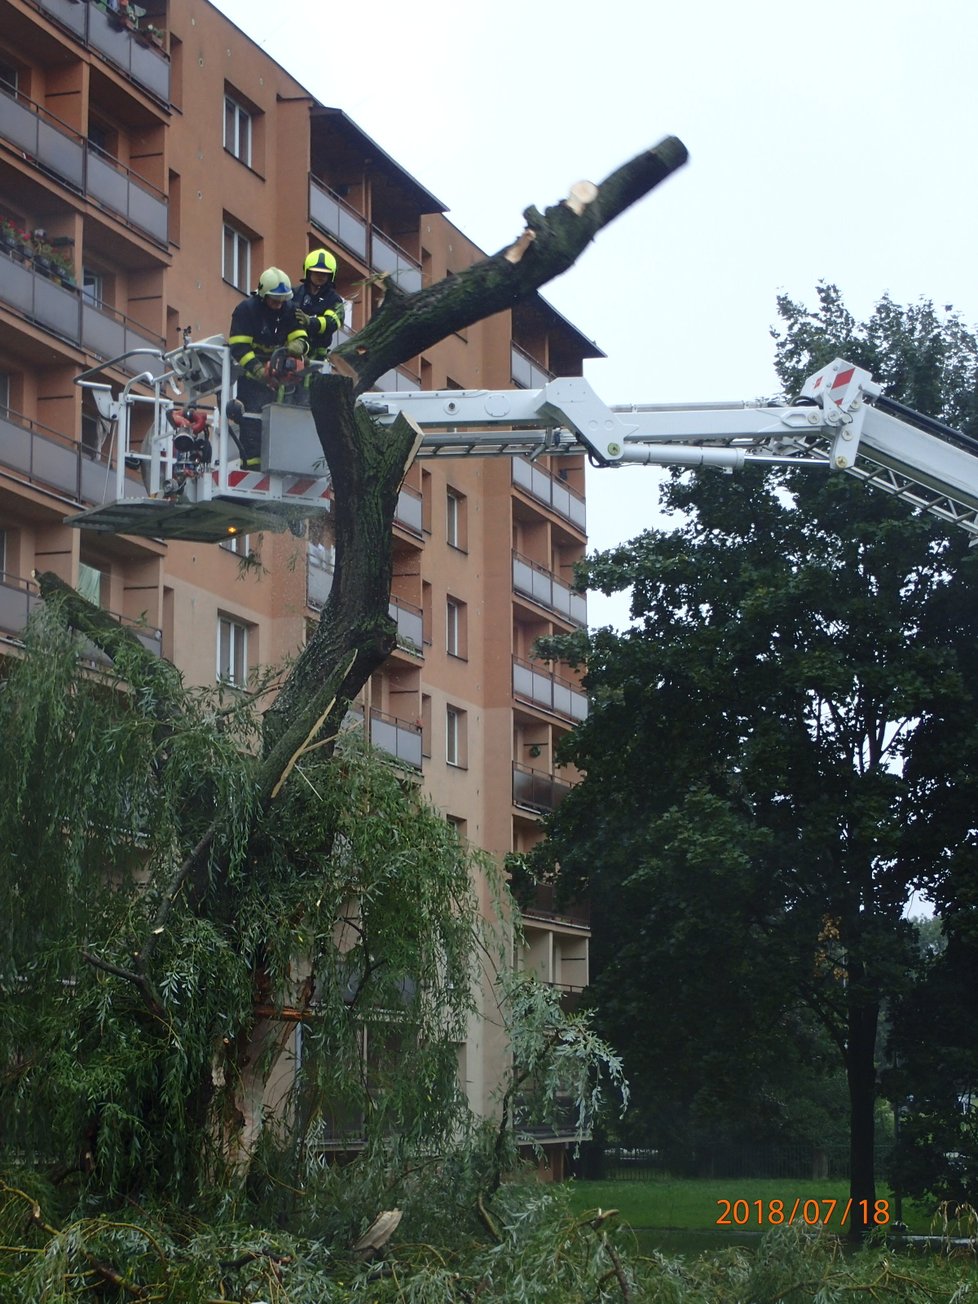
[716,1198,891,1228]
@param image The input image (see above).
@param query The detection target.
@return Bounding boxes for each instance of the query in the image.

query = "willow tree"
[1,138,686,1233]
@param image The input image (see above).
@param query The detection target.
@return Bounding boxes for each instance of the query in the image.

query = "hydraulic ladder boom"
[65,346,978,543]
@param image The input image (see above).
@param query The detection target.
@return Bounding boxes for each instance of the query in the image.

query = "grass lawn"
[564,1176,939,1237]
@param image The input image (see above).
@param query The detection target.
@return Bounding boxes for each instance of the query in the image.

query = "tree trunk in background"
[847,960,880,1241]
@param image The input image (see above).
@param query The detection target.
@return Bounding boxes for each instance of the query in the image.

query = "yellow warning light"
[226,525,238,535]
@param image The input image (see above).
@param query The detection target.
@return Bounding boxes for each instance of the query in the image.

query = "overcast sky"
[208,0,978,627]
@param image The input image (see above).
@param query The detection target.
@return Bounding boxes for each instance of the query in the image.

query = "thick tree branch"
[261,378,420,754]
[332,137,688,393]
[82,949,166,1022]
[34,570,180,706]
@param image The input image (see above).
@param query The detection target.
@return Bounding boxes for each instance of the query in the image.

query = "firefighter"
[294,248,345,365]
[227,267,308,464]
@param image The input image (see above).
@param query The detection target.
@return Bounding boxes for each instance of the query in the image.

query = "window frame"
[0,59,19,96]
[220,532,251,558]
[446,487,467,550]
[446,595,467,660]
[223,93,252,166]
[82,268,104,308]
[217,613,249,687]
[222,222,251,292]
[446,704,467,768]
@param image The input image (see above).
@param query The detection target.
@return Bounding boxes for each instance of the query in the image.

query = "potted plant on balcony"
[1,219,33,263]
[29,235,76,287]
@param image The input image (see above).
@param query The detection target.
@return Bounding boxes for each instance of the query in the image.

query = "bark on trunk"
[846,963,880,1241]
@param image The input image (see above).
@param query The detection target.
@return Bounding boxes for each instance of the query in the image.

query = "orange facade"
[0,0,593,1132]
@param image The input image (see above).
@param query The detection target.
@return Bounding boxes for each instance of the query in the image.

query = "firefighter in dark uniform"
[227,267,308,465]
[294,248,345,366]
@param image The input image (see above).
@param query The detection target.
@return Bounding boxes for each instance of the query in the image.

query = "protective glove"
[286,338,308,358]
[294,308,311,327]
[245,359,267,383]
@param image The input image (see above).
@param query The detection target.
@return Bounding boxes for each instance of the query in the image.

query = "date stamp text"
[716,1198,891,1228]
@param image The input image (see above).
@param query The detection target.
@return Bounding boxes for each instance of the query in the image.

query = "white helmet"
[257,267,292,301]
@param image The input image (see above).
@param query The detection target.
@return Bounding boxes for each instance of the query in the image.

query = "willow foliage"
[0,603,496,1210]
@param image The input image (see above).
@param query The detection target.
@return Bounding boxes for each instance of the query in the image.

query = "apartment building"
[0,0,595,1168]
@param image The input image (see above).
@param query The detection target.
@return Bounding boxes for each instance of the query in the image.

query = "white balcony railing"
[512,552,587,627]
[370,708,422,770]
[513,657,587,722]
[512,457,586,531]
[0,407,144,507]
[394,484,423,535]
[0,571,161,658]
[1,251,165,373]
[309,176,368,259]
[0,89,168,242]
[36,0,170,101]
[308,179,423,293]
[511,342,553,391]
[307,544,334,609]
[389,597,423,653]
[512,762,572,813]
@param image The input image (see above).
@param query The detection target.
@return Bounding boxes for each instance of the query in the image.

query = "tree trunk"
[846,962,880,1241]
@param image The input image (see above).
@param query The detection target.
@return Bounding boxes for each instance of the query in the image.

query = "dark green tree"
[535,288,978,1233]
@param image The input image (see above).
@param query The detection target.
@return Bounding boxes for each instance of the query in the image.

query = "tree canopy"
[534,288,978,1229]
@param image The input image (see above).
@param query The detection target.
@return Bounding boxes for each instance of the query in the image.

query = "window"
[446,487,467,550]
[446,596,467,659]
[224,94,252,166]
[421,693,431,757]
[0,60,18,96]
[87,120,115,161]
[222,223,250,291]
[446,705,467,768]
[220,532,251,557]
[0,372,9,416]
[217,615,249,686]
[421,468,432,534]
[82,269,103,308]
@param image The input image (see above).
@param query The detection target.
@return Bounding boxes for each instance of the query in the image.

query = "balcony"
[0,88,168,244]
[369,708,422,770]
[308,176,423,292]
[389,596,423,654]
[0,407,144,507]
[307,543,334,609]
[0,570,161,658]
[515,1092,583,1143]
[520,882,590,929]
[309,176,368,259]
[511,342,552,391]
[394,484,423,536]
[512,551,587,627]
[371,229,422,293]
[373,365,422,393]
[0,250,165,374]
[512,457,586,531]
[512,761,571,814]
[513,657,587,722]
[35,0,171,103]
